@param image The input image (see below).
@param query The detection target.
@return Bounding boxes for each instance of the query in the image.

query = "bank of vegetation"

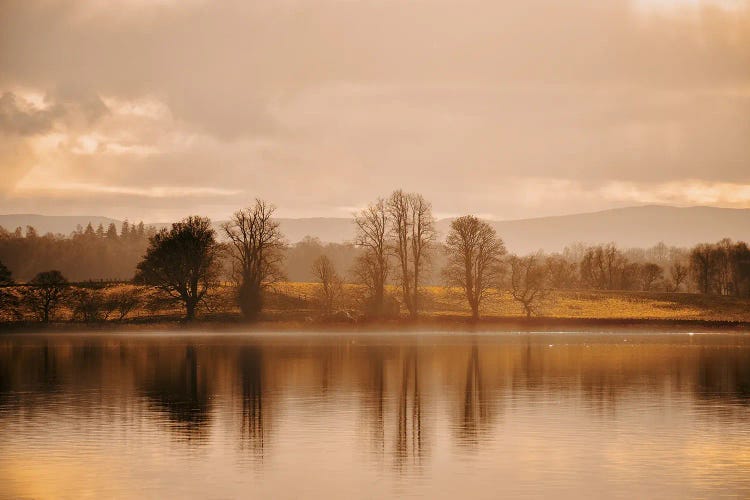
[1,191,749,327]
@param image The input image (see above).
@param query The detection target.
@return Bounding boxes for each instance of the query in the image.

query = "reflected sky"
[1,332,750,498]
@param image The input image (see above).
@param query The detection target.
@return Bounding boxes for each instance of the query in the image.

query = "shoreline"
[1,315,748,335]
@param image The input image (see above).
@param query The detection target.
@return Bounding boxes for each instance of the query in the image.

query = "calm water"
[1,331,750,499]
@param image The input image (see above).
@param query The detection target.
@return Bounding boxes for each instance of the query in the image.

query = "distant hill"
[486,205,750,253]
[2,206,749,252]
[0,214,121,236]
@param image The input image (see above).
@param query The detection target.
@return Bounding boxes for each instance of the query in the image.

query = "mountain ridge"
[2,205,749,253]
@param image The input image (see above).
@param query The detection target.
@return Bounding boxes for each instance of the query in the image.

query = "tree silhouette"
[311,255,343,314]
[639,262,664,291]
[690,243,716,294]
[106,223,119,240]
[443,215,505,320]
[222,199,286,320]
[387,190,436,319]
[353,199,390,317]
[135,216,221,320]
[509,253,550,318]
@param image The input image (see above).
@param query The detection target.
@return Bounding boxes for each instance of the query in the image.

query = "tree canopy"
[135,216,221,320]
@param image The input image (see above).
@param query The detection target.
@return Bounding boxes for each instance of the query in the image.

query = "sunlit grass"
[3,281,748,323]
[273,282,749,322]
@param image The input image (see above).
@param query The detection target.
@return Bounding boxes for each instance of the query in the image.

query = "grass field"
[2,282,749,325]
[272,282,750,323]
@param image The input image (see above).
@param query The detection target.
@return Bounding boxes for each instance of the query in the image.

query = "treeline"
[1,191,749,323]
[0,220,700,290]
[0,221,154,281]
[0,221,364,283]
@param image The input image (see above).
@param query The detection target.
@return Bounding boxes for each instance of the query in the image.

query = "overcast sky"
[0,0,748,222]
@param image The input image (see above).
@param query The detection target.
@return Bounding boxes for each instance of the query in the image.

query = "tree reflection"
[457,343,492,446]
[2,334,750,466]
[238,346,266,460]
[695,347,750,403]
[141,344,210,441]
[360,346,386,455]
[394,347,425,471]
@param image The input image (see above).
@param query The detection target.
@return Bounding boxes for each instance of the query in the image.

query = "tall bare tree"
[690,243,716,294]
[580,243,626,290]
[135,216,221,320]
[545,254,578,289]
[443,215,505,320]
[387,190,436,319]
[509,253,550,318]
[222,199,286,320]
[669,261,689,292]
[353,199,390,317]
[311,255,343,314]
[714,238,734,295]
[639,262,664,291]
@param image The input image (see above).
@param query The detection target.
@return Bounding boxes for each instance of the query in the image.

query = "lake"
[1,331,749,499]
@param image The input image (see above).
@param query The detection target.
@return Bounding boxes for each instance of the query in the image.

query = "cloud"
[14,180,241,199]
[601,180,750,206]
[0,87,108,136]
[0,92,59,136]
[0,0,748,220]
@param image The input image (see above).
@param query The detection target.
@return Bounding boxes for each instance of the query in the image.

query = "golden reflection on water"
[1,332,750,498]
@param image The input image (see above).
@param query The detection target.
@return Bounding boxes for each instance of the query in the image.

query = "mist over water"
[1,332,750,498]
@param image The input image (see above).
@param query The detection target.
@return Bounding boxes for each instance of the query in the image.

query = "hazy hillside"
[0,214,122,236]
[2,206,749,252]
[488,206,750,253]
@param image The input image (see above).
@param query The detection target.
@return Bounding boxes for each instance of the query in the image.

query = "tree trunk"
[471,303,479,321]
[409,291,418,320]
[185,299,196,321]
[239,280,263,321]
[373,282,384,317]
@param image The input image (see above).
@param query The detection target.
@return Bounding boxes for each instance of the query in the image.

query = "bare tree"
[580,243,627,290]
[22,270,69,322]
[648,241,670,264]
[387,190,436,319]
[714,238,734,295]
[579,246,606,289]
[669,261,689,292]
[545,253,578,289]
[70,288,105,322]
[690,243,716,294]
[639,262,664,291]
[687,239,750,297]
[222,199,286,320]
[353,199,390,317]
[729,242,750,298]
[311,255,343,314]
[509,253,550,318]
[443,215,505,320]
[104,287,141,321]
[602,243,626,290]
[135,216,221,320]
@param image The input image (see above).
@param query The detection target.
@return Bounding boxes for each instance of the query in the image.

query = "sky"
[0,0,748,222]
